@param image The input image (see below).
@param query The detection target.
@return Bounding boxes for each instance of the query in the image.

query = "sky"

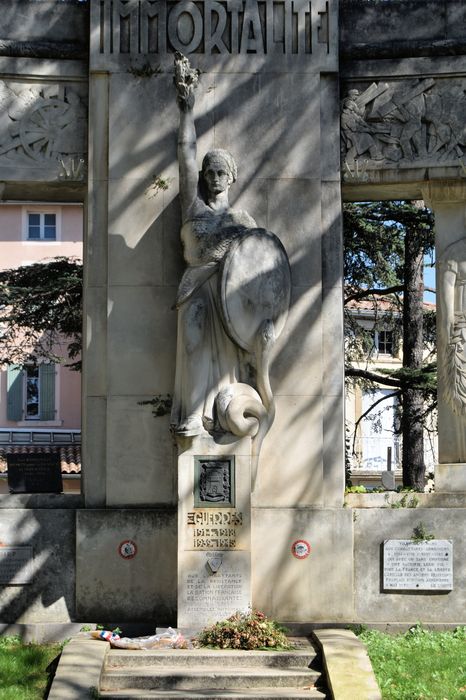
[424,254,436,304]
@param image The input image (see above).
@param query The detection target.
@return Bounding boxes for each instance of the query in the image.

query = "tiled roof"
[347,297,435,312]
[0,445,81,474]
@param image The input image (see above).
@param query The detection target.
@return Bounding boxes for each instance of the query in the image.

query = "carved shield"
[219,229,291,353]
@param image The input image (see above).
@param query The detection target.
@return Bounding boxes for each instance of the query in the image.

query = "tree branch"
[344,285,404,304]
[346,367,403,388]
[352,390,402,457]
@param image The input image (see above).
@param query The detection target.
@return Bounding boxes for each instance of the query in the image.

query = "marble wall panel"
[106,397,175,506]
[106,285,177,396]
[254,394,323,507]
[252,507,353,621]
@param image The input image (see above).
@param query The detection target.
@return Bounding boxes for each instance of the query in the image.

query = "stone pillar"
[177,436,252,628]
[423,181,466,492]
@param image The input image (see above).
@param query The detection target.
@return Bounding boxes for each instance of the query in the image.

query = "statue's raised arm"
[174,52,200,220]
[171,53,291,488]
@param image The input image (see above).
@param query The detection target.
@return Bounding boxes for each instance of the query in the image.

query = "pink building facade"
[0,203,82,430]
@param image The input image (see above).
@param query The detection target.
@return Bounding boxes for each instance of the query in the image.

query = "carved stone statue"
[171,53,290,461]
[439,237,466,414]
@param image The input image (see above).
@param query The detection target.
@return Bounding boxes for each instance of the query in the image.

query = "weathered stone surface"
[106,400,175,507]
[177,434,252,627]
[314,628,381,700]
[76,510,176,621]
[252,508,353,622]
[1,1,88,46]
[340,0,466,57]
[48,638,109,700]
[341,77,466,172]
[353,509,466,623]
[0,509,75,623]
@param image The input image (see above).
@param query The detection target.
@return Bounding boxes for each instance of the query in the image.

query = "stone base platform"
[48,631,384,699]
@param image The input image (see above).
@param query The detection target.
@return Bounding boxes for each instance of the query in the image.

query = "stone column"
[423,181,466,492]
[177,435,252,628]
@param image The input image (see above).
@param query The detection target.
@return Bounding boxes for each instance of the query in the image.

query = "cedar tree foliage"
[0,257,82,371]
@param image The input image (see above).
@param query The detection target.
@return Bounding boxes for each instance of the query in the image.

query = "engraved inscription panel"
[0,546,34,585]
[97,0,329,56]
[181,553,250,625]
[91,0,338,71]
[383,540,453,591]
[187,508,243,550]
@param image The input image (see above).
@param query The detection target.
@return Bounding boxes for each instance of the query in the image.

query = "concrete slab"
[48,637,109,700]
[313,628,381,700]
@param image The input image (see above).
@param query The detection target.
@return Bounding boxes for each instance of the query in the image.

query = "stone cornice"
[0,39,87,61]
[421,181,466,205]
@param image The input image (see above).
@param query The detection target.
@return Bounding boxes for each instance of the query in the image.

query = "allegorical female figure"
[171,53,290,452]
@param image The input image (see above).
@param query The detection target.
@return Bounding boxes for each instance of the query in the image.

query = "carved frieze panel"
[91,0,337,72]
[438,237,466,416]
[341,78,466,177]
[0,81,87,180]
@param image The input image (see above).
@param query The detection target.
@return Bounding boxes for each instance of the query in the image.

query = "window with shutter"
[38,364,56,421]
[6,364,56,423]
[7,366,24,421]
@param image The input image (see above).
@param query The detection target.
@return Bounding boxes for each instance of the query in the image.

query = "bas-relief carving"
[341,78,466,174]
[0,82,86,179]
[171,53,291,474]
[97,0,330,57]
[439,237,466,416]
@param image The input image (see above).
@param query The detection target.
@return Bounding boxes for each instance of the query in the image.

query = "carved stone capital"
[421,181,466,205]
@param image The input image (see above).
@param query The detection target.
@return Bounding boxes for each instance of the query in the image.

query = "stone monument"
[3,0,466,635]
[172,52,291,626]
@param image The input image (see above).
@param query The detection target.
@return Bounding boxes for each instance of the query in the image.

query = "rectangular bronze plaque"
[7,453,63,494]
[194,457,235,508]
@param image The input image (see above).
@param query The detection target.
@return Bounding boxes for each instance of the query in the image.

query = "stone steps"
[101,667,322,691]
[98,641,328,699]
[105,648,317,669]
[99,690,326,699]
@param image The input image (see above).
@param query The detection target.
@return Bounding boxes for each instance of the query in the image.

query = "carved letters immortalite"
[0,82,87,178]
[341,78,466,171]
[98,0,330,56]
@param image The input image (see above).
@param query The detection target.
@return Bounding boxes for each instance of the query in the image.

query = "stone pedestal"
[177,435,252,628]
[423,181,466,492]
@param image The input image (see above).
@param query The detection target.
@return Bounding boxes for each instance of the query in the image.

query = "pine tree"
[344,201,436,489]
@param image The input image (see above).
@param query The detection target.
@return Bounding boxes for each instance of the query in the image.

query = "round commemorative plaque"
[291,540,311,560]
[220,229,291,353]
[118,540,138,560]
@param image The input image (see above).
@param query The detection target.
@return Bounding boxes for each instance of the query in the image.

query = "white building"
[345,296,437,488]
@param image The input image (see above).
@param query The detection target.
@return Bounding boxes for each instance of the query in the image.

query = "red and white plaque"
[118,540,138,559]
[291,540,311,559]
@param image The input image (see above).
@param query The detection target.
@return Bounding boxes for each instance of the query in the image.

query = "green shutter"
[39,364,56,421]
[7,366,23,421]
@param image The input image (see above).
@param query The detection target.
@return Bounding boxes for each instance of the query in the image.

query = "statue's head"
[201,149,237,196]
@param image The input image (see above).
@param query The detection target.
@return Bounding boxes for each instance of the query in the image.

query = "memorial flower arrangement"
[197,609,293,650]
